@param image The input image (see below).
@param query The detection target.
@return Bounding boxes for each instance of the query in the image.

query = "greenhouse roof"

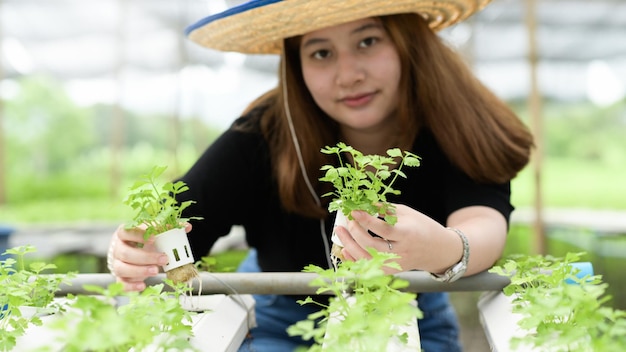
[2,0,625,124]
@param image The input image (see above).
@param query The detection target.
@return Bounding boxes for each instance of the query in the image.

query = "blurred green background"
[1,75,625,308]
[1,2,625,350]
[2,76,626,219]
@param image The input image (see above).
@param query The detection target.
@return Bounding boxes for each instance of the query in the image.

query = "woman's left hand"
[334,204,451,273]
[334,203,507,276]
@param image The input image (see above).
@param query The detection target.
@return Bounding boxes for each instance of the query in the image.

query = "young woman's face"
[299,17,401,134]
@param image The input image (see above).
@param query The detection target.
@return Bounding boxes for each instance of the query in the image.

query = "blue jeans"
[237,249,462,352]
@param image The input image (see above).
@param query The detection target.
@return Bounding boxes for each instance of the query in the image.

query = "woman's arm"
[444,205,507,276]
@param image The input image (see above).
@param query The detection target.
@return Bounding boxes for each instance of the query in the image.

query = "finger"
[115,240,169,267]
[112,258,161,282]
[341,248,357,262]
[350,210,394,240]
[345,216,385,250]
[335,226,372,260]
[116,276,148,292]
[116,224,151,245]
[383,238,394,252]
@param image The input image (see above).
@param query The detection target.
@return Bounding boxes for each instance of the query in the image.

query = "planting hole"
[184,245,190,258]
[173,248,180,262]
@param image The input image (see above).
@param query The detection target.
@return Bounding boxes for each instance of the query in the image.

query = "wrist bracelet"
[430,227,470,283]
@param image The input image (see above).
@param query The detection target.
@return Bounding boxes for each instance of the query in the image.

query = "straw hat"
[186,0,492,54]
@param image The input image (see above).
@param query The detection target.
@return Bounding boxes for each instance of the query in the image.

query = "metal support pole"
[57,271,511,296]
[526,0,546,255]
[0,0,6,205]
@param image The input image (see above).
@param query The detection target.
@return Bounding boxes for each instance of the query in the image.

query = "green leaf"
[44,281,197,351]
[490,252,626,351]
[318,143,420,221]
[123,165,203,240]
[386,148,402,158]
[289,249,421,350]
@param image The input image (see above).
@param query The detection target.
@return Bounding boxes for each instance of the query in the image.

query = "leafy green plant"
[123,165,202,240]
[490,252,626,351]
[320,142,420,225]
[41,281,198,352]
[123,165,203,284]
[195,255,219,272]
[287,249,422,351]
[317,144,423,350]
[320,143,420,263]
[195,250,250,273]
[0,245,75,351]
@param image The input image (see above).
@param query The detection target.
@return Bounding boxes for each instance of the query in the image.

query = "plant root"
[166,263,199,285]
[330,243,345,261]
[330,243,345,271]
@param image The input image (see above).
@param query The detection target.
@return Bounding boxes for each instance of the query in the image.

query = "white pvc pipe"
[56,270,511,296]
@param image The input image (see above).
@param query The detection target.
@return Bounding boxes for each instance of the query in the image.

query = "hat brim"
[186,0,491,54]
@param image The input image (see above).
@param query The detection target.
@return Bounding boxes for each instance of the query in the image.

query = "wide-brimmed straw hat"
[185,0,492,54]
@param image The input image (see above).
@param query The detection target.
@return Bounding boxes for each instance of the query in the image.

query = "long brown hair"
[240,13,534,219]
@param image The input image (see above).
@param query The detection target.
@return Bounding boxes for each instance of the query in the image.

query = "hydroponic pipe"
[56,271,510,296]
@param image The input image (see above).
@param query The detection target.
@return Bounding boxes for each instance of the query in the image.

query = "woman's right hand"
[107,224,170,291]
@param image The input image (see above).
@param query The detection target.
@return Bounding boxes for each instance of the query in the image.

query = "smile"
[340,92,376,108]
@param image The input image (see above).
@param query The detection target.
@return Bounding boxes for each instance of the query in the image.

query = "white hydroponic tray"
[14,294,256,352]
[477,291,534,352]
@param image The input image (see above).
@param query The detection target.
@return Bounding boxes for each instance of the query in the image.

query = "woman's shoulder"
[229,104,267,133]
[183,106,272,187]
[229,90,277,133]
[185,105,271,170]
[214,104,271,152]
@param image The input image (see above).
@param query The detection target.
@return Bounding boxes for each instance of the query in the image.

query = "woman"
[108,1,534,351]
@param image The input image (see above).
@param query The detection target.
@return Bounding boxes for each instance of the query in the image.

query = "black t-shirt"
[178,108,513,273]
